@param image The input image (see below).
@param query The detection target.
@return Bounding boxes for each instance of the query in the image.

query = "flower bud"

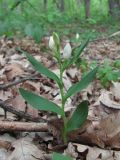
[49,36,55,50]
[76,33,80,40]
[53,32,60,50]
[63,43,72,59]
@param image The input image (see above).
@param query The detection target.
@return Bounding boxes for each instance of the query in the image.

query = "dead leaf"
[10,94,39,119]
[23,81,41,94]
[10,95,26,112]
[0,90,12,101]
[7,138,45,160]
[64,142,78,159]
[4,63,26,81]
[0,148,9,160]
[111,82,120,101]
[74,143,120,160]
[99,90,120,109]
[0,54,6,67]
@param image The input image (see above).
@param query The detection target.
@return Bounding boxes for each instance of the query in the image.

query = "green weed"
[76,59,120,88]
[97,60,120,88]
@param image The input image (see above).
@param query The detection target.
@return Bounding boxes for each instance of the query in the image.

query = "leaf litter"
[0,35,120,159]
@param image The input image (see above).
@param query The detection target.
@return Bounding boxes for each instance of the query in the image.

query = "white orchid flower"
[76,33,80,40]
[49,36,55,50]
[63,43,72,59]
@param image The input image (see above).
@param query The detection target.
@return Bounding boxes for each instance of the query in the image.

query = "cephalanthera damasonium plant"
[19,32,98,144]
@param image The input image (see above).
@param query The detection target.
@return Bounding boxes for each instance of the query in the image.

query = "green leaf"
[24,51,61,87]
[117,71,120,77]
[62,39,89,71]
[66,101,88,132]
[52,152,72,160]
[19,88,63,116]
[65,67,98,101]
[73,38,89,61]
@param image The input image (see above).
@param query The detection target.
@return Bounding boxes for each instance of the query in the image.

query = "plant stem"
[59,60,67,144]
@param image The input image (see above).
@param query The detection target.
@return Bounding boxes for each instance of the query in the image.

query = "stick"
[0,100,46,122]
[0,60,56,91]
[0,121,48,132]
[0,73,39,90]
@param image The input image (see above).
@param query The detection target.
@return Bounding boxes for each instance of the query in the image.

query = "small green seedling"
[77,59,120,88]
[97,60,119,88]
[19,32,98,144]
[113,59,120,69]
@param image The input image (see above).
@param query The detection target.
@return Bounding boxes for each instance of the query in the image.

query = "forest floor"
[0,33,120,160]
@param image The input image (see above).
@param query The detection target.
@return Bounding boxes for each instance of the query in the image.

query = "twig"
[0,58,56,91]
[0,73,39,90]
[0,100,47,122]
[0,121,48,132]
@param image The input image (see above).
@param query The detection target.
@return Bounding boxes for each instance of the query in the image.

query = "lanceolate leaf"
[66,101,88,133]
[65,67,98,101]
[19,88,63,116]
[62,39,89,71]
[52,152,72,160]
[73,38,89,61]
[24,52,61,87]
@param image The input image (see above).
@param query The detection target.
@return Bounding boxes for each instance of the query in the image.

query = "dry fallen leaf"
[4,63,26,81]
[64,142,78,159]
[74,143,120,160]
[0,148,9,160]
[10,94,39,119]
[99,90,120,109]
[0,90,12,101]
[111,82,120,101]
[7,138,45,160]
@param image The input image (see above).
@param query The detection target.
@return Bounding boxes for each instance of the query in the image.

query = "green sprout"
[97,60,120,88]
[19,32,98,144]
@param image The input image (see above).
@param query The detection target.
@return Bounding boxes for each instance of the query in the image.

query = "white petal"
[49,36,55,50]
[76,33,80,39]
[63,43,72,59]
